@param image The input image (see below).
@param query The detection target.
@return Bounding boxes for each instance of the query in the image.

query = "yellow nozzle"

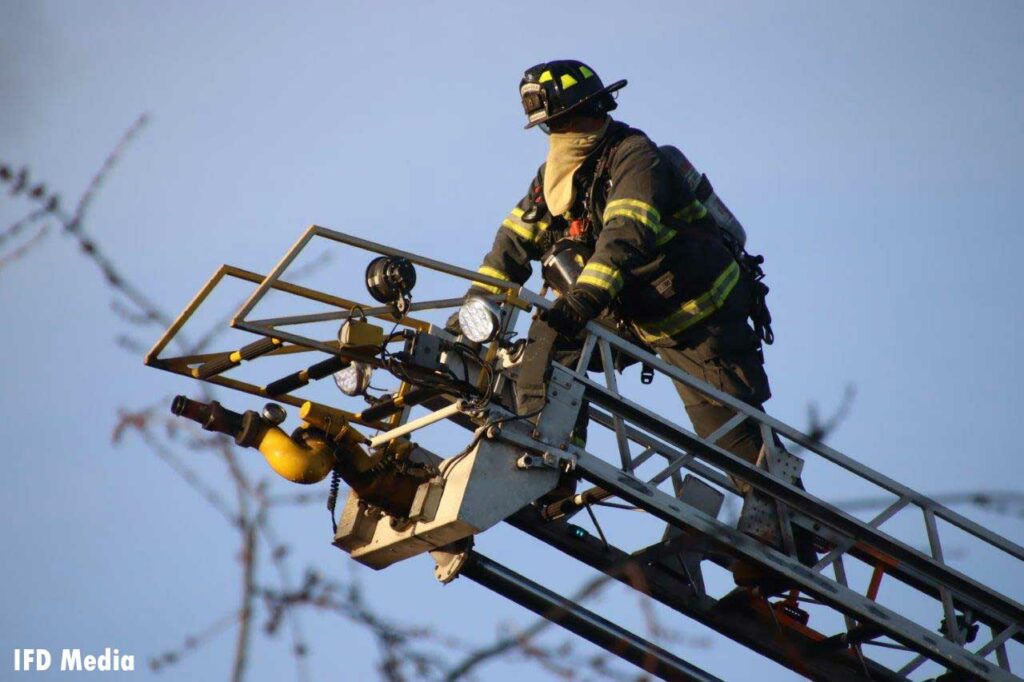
[169,396,360,485]
[255,425,335,485]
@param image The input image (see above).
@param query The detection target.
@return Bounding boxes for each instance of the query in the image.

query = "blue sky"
[2,2,1022,680]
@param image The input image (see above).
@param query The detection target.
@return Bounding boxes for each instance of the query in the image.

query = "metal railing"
[147,225,1024,680]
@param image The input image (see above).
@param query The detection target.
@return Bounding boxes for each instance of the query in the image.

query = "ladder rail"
[589,406,1024,650]
[555,442,1019,682]
[507,507,906,682]
[574,370,1024,634]
[552,304,1024,567]
[168,226,1023,678]
[221,225,1024,566]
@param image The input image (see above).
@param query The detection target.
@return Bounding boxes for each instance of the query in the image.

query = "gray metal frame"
[155,225,1023,681]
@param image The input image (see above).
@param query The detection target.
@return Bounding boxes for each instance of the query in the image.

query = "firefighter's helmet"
[519,60,627,130]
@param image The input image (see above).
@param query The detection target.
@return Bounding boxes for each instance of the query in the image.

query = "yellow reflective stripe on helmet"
[674,199,708,223]
[579,66,595,79]
[635,261,741,342]
[560,73,578,89]
[473,265,511,294]
[604,199,663,234]
[577,261,623,296]
[501,207,549,242]
[539,70,553,83]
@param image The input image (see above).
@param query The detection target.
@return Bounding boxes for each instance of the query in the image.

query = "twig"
[0,222,50,271]
[0,205,49,247]
[232,514,259,682]
[793,384,856,451]
[837,491,1024,518]
[186,249,334,355]
[114,410,241,528]
[69,113,149,230]
[443,574,611,681]
[149,609,240,672]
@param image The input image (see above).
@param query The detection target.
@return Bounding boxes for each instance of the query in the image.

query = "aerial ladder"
[146,226,1024,681]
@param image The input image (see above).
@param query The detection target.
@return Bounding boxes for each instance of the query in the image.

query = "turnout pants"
[656,313,771,493]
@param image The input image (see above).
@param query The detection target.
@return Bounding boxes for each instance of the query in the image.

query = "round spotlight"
[333,361,373,396]
[458,296,501,344]
[365,256,417,310]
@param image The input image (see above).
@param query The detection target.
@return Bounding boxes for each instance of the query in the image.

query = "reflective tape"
[674,199,708,223]
[577,261,623,297]
[603,198,664,234]
[635,261,741,342]
[501,207,549,242]
[655,228,677,246]
[474,265,511,294]
[560,73,578,89]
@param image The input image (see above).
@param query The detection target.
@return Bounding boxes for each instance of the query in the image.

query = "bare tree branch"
[149,609,240,672]
[836,490,1024,518]
[0,204,49,247]
[443,574,611,681]
[0,222,50,271]
[11,116,611,682]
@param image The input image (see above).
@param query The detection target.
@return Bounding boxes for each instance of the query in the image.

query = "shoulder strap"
[585,124,638,226]
[592,123,636,185]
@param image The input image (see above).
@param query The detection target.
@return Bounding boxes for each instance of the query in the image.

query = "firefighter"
[468,59,772,484]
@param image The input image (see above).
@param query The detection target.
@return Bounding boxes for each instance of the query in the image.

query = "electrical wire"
[592,501,640,511]
[438,405,545,480]
[326,467,343,533]
[359,309,529,480]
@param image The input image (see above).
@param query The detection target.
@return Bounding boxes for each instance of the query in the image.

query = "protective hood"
[543,118,610,217]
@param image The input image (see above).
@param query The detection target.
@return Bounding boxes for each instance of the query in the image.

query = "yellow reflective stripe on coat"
[635,261,741,342]
[655,228,677,246]
[577,261,623,296]
[501,207,548,242]
[603,198,664,234]
[473,265,511,294]
[606,198,662,222]
[674,199,708,223]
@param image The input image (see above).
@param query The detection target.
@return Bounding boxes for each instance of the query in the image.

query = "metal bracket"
[655,475,724,596]
[737,437,804,550]
[532,365,585,449]
[431,536,474,584]
[408,330,446,371]
[409,478,445,522]
[516,449,576,471]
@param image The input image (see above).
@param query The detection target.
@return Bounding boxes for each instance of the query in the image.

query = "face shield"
[520,82,551,131]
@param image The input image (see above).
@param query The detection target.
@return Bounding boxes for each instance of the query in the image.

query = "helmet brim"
[524,79,628,129]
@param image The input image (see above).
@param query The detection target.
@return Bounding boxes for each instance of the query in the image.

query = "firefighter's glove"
[540,288,603,337]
